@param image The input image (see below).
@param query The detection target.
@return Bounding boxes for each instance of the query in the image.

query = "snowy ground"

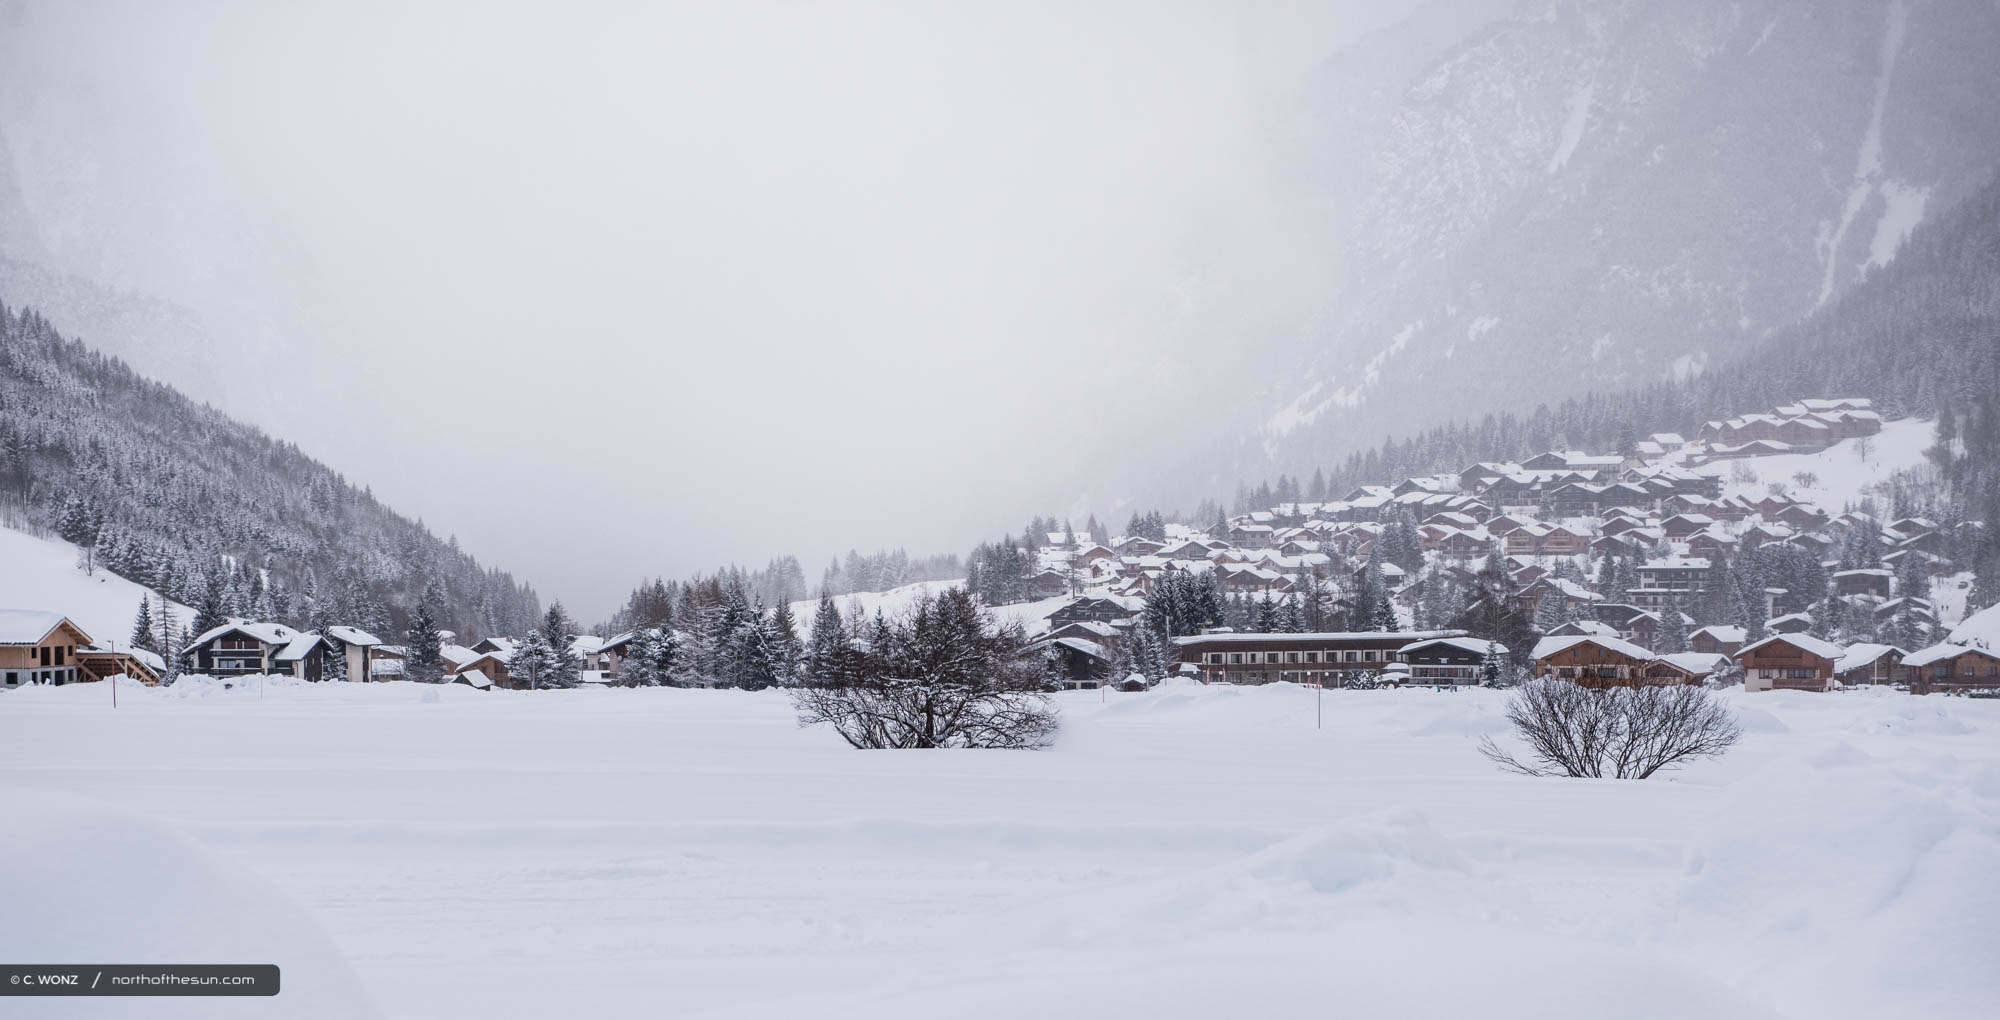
[0,524,189,645]
[1688,416,1935,510]
[4,679,1997,1019]
[791,581,1073,637]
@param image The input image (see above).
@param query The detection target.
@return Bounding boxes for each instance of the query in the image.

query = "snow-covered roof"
[1529,634,1655,662]
[1834,643,1904,671]
[1736,632,1844,660]
[1654,652,1728,676]
[0,609,88,645]
[454,668,493,689]
[1174,630,1465,646]
[326,625,382,647]
[188,620,300,649]
[274,633,325,662]
[1399,636,1502,657]
[1901,643,1980,668]
[77,643,165,673]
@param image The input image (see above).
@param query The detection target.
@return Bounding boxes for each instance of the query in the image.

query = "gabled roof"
[1690,624,1746,644]
[1901,642,1996,668]
[1652,652,1728,676]
[1736,632,1845,660]
[1400,636,1502,658]
[1530,633,1654,662]
[188,620,301,649]
[453,668,494,689]
[326,625,382,647]
[274,633,326,662]
[1834,643,1904,671]
[0,610,91,646]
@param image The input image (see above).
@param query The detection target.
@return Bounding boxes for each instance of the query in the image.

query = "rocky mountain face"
[1255,0,2000,473]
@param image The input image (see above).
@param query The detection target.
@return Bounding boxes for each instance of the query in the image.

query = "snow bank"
[0,789,379,1019]
[1678,754,2000,1020]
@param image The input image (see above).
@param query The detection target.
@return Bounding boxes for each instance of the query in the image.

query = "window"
[1363,650,1378,662]
[1344,651,1359,662]
[4,672,15,685]
[1229,653,1243,665]
[1286,652,1300,664]
[1305,652,1319,663]
[40,646,51,666]
[1207,653,1223,665]
[55,646,65,666]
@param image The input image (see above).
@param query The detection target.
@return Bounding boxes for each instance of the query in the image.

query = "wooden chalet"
[1175,630,1467,687]
[1398,636,1504,684]
[0,610,93,689]
[1901,644,2000,694]
[1736,633,1844,692]
[1529,634,1657,687]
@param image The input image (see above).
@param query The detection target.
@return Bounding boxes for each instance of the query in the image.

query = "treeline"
[0,302,541,640]
[602,547,962,636]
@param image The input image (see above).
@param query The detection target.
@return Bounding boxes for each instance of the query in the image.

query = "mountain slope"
[1258,0,2000,472]
[0,301,540,640]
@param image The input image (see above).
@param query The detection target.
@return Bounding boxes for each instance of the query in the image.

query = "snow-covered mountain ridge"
[1256,0,2000,468]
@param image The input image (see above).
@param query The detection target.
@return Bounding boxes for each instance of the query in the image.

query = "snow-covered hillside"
[0,523,189,646]
[790,579,1074,638]
[1257,0,2000,472]
[3,680,1996,1019]
[1691,415,1935,509]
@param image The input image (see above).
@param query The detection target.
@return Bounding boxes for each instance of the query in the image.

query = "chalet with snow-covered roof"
[1398,636,1504,684]
[1737,633,1843,692]
[1642,652,1727,685]
[1529,634,1656,687]
[1833,643,1906,686]
[1046,595,1139,630]
[185,621,306,678]
[0,611,93,689]
[1766,612,1815,635]
[1901,644,2000,694]
[451,649,514,689]
[1176,630,1468,686]
[1831,568,1893,600]
[1688,625,1747,657]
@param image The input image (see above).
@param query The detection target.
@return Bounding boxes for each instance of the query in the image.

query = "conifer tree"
[406,599,445,683]
[131,596,158,653]
[805,593,850,686]
[1658,593,1690,653]
[510,629,568,689]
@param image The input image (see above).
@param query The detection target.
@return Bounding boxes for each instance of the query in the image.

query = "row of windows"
[4,668,77,686]
[1203,649,1384,666]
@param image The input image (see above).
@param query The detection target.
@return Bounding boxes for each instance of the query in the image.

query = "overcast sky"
[0,0,1427,619]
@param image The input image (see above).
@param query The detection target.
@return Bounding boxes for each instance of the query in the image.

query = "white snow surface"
[0,524,192,647]
[792,580,1073,638]
[0,787,381,1019]
[1695,416,1932,510]
[2,680,1997,1019]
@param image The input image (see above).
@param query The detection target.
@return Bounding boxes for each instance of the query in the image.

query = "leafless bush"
[1479,679,1742,779]
[790,587,1058,749]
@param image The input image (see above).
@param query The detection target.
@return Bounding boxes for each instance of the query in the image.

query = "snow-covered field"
[4,679,1997,1019]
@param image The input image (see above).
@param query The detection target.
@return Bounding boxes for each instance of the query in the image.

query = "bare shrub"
[790,587,1058,749]
[1479,679,1742,779]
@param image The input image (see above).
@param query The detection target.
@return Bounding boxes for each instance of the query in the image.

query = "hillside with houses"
[14,392,1997,700]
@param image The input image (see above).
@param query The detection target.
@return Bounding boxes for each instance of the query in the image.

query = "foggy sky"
[0,0,1424,620]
